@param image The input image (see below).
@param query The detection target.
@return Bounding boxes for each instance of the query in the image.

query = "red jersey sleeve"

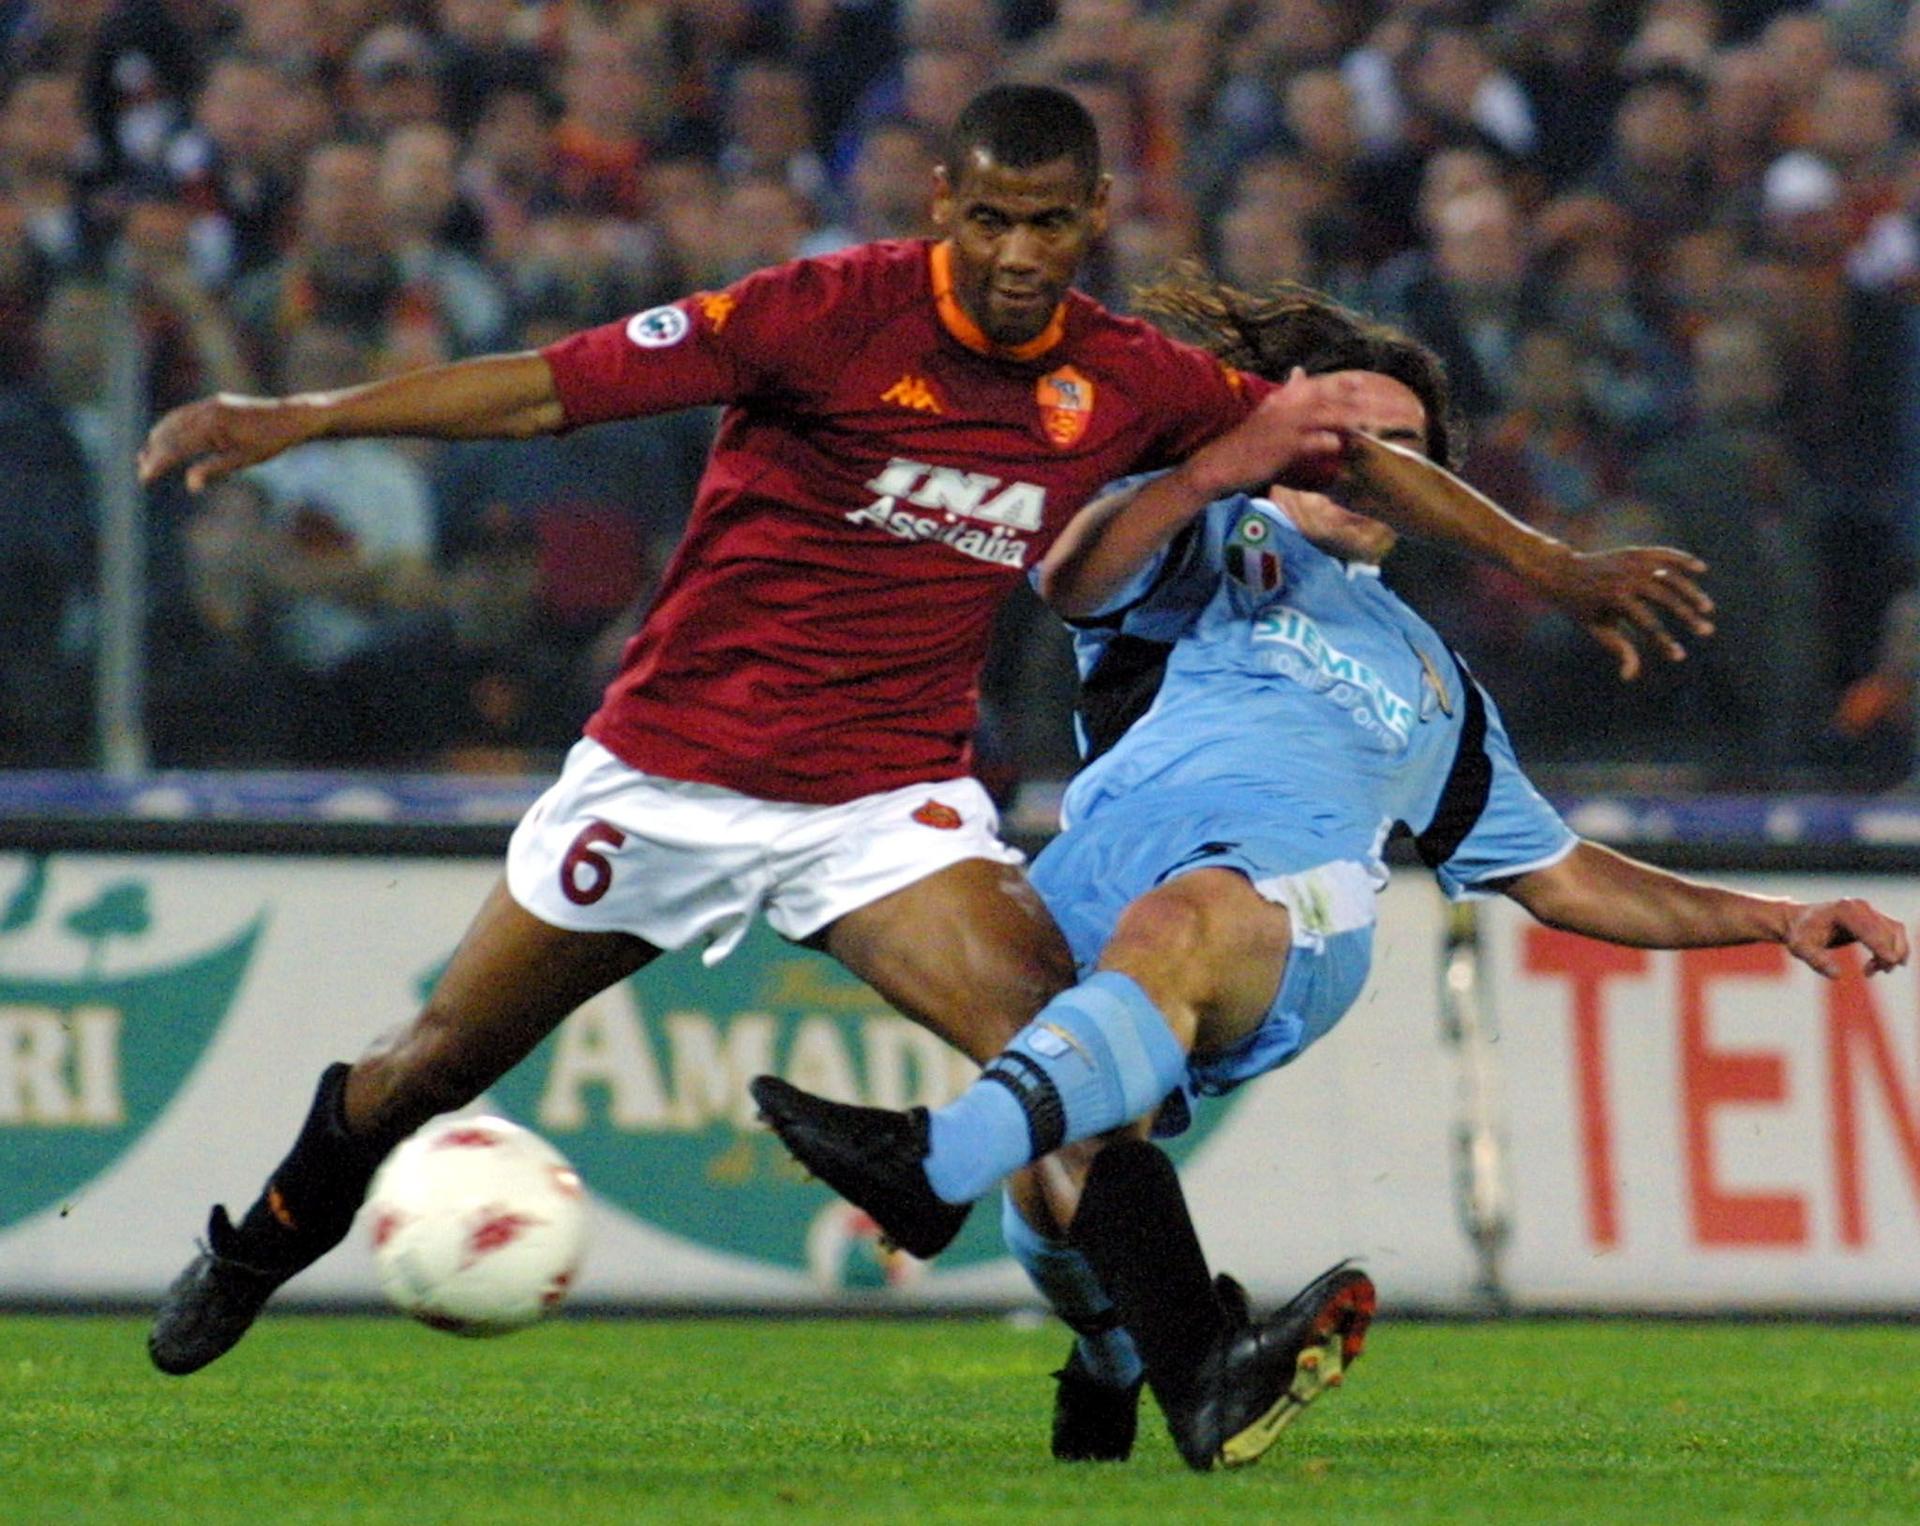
[540,255,861,429]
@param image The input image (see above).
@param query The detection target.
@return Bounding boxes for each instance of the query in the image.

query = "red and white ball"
[365,1114,588,1336]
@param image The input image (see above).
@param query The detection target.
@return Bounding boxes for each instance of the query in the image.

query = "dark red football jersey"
[541,239,1271,804]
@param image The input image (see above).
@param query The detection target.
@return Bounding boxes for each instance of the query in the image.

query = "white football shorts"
[506,738,1024,965]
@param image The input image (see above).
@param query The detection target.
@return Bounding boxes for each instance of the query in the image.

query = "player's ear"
[930,165,955,230]
[1087,172,1113,239]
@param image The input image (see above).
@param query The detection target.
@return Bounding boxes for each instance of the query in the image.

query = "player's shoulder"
[739,238,932,317]
[1065,295,1255,391]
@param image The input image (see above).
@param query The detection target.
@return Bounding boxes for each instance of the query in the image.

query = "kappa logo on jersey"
[1251,606,1417,747]
[881,374,944,415]
[626,305,691,348]
[1225,510,1284,594]
[845,458,1048,568]
[696,292,736,332]
[1036,365,1095,448]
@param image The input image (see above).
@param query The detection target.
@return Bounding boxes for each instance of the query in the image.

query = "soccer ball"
[365,1114,588,1336]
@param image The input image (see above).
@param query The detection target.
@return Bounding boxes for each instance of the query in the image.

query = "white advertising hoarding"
[0,851,1912,1312]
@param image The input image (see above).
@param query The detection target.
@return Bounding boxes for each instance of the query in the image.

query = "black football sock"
[1069,1139,1225,1415]
[226,1063,406,1271]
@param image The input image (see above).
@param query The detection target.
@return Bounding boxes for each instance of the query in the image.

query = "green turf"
[2,1315,1915,1524]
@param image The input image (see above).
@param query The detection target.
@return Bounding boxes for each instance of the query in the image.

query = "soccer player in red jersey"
[139,85,1709,1377]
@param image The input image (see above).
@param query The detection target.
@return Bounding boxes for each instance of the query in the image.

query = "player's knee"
[1106,887,1214,973]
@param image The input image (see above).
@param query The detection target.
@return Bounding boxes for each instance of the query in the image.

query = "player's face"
[1284,371,1430,563]
[932,149,1110,347]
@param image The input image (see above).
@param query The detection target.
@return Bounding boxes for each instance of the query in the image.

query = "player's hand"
[1183,369,1366,499]
[1784,898,1909,979]
[1531,545,1715,681]
[138,393,317,492]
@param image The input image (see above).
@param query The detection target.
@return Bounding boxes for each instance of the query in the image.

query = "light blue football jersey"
[1053,486,1575,897]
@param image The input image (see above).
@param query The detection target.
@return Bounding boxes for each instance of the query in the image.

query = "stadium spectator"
[433,0,546,138]
[377,122,507,356]
[716,55,828,204]
[1702,44,1783,224]
[800,116,940,254]
[234,322,450,764]
[1373,184,1531,423]
[0,67,95,276]
[1213,167,1313,291]
[1583,63,1713,240]
[234,138,505,382]
[1403,20,1539,163]
[1759,7,1838,136]
[459,75,558,267]
[0,301,96,765]
[80,0,206,184]
[163,53,300,288]
[719,173,816,280]
[1634,316,1833,776]
[831,0,1005,177]
[343,24,449,137]
[1531,194,1687,442]
[1503,0,1628,190]
[547,20,662,220]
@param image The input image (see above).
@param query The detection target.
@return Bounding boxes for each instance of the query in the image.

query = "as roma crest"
[1036,365,1095,448]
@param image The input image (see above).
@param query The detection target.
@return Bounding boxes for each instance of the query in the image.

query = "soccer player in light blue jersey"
[755,279,1910,1471]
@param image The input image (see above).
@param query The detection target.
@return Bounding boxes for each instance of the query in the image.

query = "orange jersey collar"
[930,241,1067,362]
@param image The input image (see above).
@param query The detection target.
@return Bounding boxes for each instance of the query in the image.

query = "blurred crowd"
[6,0,1920,789]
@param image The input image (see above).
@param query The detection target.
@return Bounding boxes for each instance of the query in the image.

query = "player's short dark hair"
[1133,265,1464,470]
[945,84,1101,196]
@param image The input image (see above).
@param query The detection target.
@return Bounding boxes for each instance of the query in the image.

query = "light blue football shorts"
[1028,788,1380,1137]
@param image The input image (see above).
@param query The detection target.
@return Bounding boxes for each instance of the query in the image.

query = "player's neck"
[928,241,1067,361]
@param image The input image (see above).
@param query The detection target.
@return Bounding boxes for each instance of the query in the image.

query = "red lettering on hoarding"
[1680,944,1806,1247]
[1827,956,1920,1247]
[1522,928,1648,1249]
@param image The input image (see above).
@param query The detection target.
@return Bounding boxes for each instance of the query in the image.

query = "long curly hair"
[1133,265,1466,471]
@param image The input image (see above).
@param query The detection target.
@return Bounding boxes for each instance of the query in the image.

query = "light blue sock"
[923,971,1187,1204]
[1001,1194,1142,1388]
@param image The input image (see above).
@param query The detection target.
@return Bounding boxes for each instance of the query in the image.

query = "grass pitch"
[3,1314,1916,1524]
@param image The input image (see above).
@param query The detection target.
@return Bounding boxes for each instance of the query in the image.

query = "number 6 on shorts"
[560,821,626,906]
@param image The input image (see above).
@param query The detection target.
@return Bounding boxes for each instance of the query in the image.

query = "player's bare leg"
[150,880,658,1375]
[754,857,1080,1256]
[818,855,1077,1061]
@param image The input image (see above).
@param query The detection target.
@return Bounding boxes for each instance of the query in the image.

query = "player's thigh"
[346,877,660,1134]
[820,856,1076,1063]
[1097,868,1293,1057]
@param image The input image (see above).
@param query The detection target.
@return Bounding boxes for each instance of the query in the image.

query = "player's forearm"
[1347,432,1573,586]
[1504,842,1796,950]
[292,352,566,444]
[1036,464,1215,618]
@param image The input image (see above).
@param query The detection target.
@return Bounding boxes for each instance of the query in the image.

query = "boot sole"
[1218,1271,1375,1468]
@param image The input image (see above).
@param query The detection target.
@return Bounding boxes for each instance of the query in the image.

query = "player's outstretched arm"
[1347,432,1716,681]
[137,352,566,492]
[1036,369,1360,618]
[1500,841,1909,978]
